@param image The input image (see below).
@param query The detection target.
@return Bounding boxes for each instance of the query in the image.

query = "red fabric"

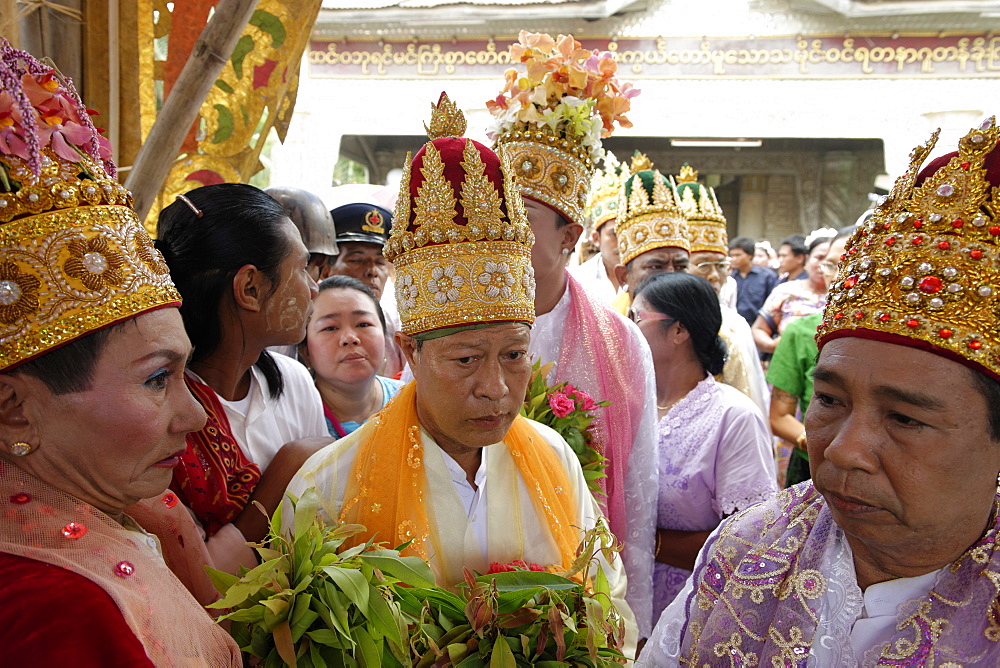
[916,143,1000,187]
[0,552,153,666]
[170,373,260,536]
[405,135,511,234]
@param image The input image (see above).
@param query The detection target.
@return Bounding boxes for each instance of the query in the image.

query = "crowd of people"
[4,32,1000,666]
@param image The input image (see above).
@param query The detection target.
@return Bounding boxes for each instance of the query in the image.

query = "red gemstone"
[162,493,178,509]
[882,222,891,230]
[839,253,847,261]
[848,247,857,254]
[878,313,892,322]
[971,250,984,260]
[991,227,1000,236]
[834,312,845,320]
[885,237,896,246]
[918,276,943,293]
[9,492,30,505]
[114,561,135,577]
[853,311,865,320]
[906,319,920,328]
[911,236,923,245]
[843,275,859,289]
[938,241,951,250]
[912,219,923,229]
[952,219,964,228]
[61,522,87,540]
[969,340,983,350]
[939,328,953,338]
[961,161,971,169]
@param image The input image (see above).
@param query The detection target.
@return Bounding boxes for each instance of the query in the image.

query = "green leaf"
[306,628,342,647]
[294,488,320,543]
[221,606,266,624]
[476,570,579,591]
[352,626,381,667]
[211,104,234,144]
[323,565,370,611]
[360,551,437,588]
[364,586,403,646]
[456,656,486,668]
[205,566,239,595]
[489,635,517,668]
[250,9,287,48]
[320,581,354,644]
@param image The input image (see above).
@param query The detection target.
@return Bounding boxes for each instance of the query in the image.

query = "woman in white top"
[299,275,403,439]
[155,184,331,573]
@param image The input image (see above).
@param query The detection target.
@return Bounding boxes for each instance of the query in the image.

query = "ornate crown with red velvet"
[817,117,1000,380]
[486,31,638,227]
[674,163,728,255]
[0,41,179,371]
[384,93,535,336]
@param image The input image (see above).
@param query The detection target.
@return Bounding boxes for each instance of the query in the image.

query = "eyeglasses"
[693,260,731,273]
[628,309,677,327]
[820,260,840,273]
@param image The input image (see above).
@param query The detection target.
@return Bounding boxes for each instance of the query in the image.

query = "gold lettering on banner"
[307,35,1000,79]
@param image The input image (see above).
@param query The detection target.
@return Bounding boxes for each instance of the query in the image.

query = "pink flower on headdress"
[0,91,29,160]
[36,112,92,162]
[21,71,80,124]
[548,391,575,418]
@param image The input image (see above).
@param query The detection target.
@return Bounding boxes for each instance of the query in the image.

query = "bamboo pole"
[126,0,260,220]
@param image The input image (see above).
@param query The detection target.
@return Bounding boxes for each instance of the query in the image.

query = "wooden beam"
[125,0,260,219]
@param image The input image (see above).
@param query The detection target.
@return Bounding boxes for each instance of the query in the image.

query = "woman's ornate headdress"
[585,151,628,232]
[674,163,728,255]
[487,32,639,227]
[385,93,535,336]
[0,40,179,371]
[817,117,1000,380]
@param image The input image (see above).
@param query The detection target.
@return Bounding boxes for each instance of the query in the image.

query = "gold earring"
[10,442,32,456]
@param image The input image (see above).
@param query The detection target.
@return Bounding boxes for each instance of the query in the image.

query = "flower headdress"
[487,32,639,227]
[386,93,535,336]
[0,40,179,371]
[817,117,1000,381]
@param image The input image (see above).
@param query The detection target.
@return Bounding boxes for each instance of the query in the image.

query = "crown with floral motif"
[486,31,639,227]
[385,93,535,336]
[817,117,1000,381]
[0,41,179,371]
[585,152,627,231]
[674,163,728,255]
[615,163,690,266]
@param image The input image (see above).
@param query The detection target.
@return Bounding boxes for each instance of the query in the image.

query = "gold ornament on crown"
[585,152,628,231]
[0,43,179,371]
[674,163,728,255]
[615,166,690,266]
[817,117,1000,380]
[386,93,535,336]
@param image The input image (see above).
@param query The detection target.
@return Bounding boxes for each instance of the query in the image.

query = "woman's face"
[16,309,206,513]
[753,247,770,267]
[631,293,681,376]
[806,241,832,285]
[263,220,319,345]
[303,288,386,388]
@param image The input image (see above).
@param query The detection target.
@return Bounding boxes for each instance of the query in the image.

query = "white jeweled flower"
[521,267,536,302]
[427,265,464,304]
[478,260,516,299]
[397,273,418,311]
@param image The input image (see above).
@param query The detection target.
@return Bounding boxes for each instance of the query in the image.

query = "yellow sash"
[338,381,579,572]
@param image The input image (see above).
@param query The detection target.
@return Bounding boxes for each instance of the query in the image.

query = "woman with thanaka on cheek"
[299,276,403,438]
[155,184,333,575]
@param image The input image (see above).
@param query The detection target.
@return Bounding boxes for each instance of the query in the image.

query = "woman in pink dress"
[631,272,779,626]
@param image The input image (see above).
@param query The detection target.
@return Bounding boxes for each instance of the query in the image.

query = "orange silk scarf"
[338,381,580,572]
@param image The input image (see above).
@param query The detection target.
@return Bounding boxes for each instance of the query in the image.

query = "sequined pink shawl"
[679,482,1000,666]
[556,272,646,541]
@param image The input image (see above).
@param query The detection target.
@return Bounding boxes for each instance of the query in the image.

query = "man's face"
[620,247,690,294]
[328,242,391,299]
[596,223,619,268]
[524,199,582,280]
[401,323,532,452]
[807,337,1000,570]
[728,247,751,272]
[688,251,729,294]
[777,243,804,275]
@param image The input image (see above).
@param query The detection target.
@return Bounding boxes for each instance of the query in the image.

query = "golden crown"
[0,42,179,371]
[585,152,628,231]
[386,93,535,336]
[615,167,690,266]
[817,117,1000,380]
[674,163,728,255]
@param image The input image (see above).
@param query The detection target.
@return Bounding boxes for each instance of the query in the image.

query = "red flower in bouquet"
[548,391,575,418]
[487,560,546,574]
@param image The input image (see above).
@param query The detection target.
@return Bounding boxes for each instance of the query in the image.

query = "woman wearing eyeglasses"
[631,272,777,625]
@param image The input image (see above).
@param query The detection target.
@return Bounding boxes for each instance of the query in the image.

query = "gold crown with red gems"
[817,116,1000,380]
[0,41,179,371]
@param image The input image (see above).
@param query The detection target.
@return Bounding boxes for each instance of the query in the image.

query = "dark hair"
[728,236,755,255]
[780,234,808,256]
[315,275,387,333]
[11,323,124,394]
[969,369,1000,441]
[832,224,857,244]
[807,234,834,255]
[633,272,727,375]
[156,183,292,399]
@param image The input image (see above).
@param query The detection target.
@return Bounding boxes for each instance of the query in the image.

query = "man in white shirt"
[289,95,637,655]
[640,119,1000,666]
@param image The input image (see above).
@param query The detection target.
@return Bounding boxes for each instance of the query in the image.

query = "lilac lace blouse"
[652,375,778,624]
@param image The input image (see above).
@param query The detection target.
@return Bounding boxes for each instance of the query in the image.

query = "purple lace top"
[653,375,778,623]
